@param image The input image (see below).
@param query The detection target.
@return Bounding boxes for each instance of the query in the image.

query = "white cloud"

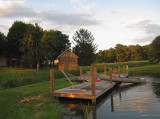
[0,1,36,18]
[70,0,97,15]
[0,24,10,35]
[128,20,160,43]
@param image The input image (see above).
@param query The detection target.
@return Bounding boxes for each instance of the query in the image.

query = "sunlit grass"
[0,78,76,119]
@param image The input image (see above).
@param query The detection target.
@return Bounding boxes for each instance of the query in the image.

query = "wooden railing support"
[50,69,54,93]
[104,66,106,75]
[118,66,120,77]
[109,66,112,84]
[126,65,128,76]
[123,65,125,77]
[80,67,83,76]
[91,67,96,102]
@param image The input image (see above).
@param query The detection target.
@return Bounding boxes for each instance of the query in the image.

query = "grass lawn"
[0,78,76,119]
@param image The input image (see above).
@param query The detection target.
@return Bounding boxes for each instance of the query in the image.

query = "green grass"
[0,60,158,89]
[0,69,82,89]
[0,78,76,119]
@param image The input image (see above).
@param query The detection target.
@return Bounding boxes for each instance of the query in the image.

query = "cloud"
[128,20,160,43]
[70,0,97,15]
[0,24,10,35]
[42,11,98,26]
[0,1,36,18]
[0,0,98,27]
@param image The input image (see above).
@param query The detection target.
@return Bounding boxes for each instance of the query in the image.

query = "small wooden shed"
[57,48,78,71]
[0,55,6,66]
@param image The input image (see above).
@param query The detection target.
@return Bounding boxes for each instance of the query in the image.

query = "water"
[60,71,160,119]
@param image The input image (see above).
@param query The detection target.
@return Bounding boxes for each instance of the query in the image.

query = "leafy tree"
[21,23,43,70]
[115,44,130,62]
[0,32,7,56]
[44,30,70,63]
[96,50,105,63]
[72,29,98,66]
[7,21,27,61]
[107,48,116,62]
[144,44,153,60]
[129,45,143,61]
[152,36,160,61]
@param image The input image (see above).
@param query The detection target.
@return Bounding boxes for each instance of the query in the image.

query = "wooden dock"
[53,80,118,102]
[100,74,146,83]
[50,65,145,102]
[50,68,119,102]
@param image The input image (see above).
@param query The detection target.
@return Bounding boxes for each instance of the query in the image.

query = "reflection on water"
[60,71,160,119]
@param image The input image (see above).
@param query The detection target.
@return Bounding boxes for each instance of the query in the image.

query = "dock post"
[126,65,128,76]
[118,66,120,77]
[110,94,114,112]
[91,67,96,103]
[109,66,112,84]
[104,66,106,75]
[80,67,82,76]
[50,69,54,93]
[123,65,125,77]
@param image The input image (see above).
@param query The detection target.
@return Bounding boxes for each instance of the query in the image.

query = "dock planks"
[53,80,117,102]
[100,74,146,83]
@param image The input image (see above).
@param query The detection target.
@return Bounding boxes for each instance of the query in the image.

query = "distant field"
[0,60,158,89]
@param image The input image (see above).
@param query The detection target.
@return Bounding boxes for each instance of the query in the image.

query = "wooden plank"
[126,65,128,75]
[109,66,112,84]
[123,65,125,76]
[53,92,95,99]
[100,74,146,83]
[80,67,82,76]
[95,82,117,98]
[104,66,106,75]
[50,69,54,93]
[91,67,96,95]
[118,66,120,77]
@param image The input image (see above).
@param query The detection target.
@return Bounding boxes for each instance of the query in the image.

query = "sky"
[0,0,160,51]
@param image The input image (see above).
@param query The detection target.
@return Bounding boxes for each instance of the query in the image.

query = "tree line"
[0,21,97,69]
[0,21,70,70]
[96,36,160,63]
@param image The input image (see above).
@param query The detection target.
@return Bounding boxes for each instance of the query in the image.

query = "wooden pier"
[50,65,146,102]
[50,68,119,102]
[100,74,146,83]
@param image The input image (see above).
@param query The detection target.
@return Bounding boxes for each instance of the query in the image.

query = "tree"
[152,36,160,61]
[144,44,153,60]
[0,32,7,56]
[107,48,116,62]
[44,30,70,63]
[115,44,130,62]
[96,50,105,63]
[21,23,43,70]
[72,29,98,66]
[129,45,143,61]
[7,21,27,62]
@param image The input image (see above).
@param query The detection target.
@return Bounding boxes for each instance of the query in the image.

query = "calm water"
[60,71,160,119]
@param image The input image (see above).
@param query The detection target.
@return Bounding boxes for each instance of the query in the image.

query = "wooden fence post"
[123,65,125,77]
[80,67,82,76]
[110,94,114,112]
[50,69,54,93]
[104,66,106,75]
[118,66,120,77]
[109,66,112,84]
[126,65,128,76]
[91,67,96,102]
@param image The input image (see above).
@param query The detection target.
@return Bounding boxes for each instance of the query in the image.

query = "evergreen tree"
[72,29,98,66]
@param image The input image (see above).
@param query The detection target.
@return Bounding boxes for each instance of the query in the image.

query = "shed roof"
[57,48,79,59]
